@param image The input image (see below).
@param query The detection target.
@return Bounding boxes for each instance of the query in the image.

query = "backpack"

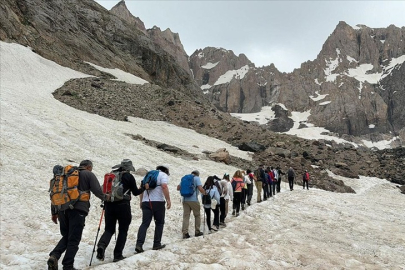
[202,187,212,205]
[180,174,195,197]
[231,178,242,191]
[49,165,89,211]
[103,171,129,202]
[288,168,294,178]
[141,170,160,190]
[254,169,262,181]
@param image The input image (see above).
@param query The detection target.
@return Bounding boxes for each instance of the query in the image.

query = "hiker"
[212,175,222,230]
[48,160,108,270]
[96,159,144,262]
[271,167,278,196]
[202,176,221,233]
[287,167,295,191]
[263,168,271,200]
[276,166,284,193]
[135,165,171,253]
[303,170,310,190]
[241,170,251,209]
[176,170,205,239]
[246,169,254,206]
[219,173,233,227]
[231,170,245,217]
[254,165,264,203]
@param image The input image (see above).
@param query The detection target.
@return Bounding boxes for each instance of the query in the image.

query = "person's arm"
[197,185,206,194]
[88,172,108,201]
[161,183,171,209]
[127,173,143,196]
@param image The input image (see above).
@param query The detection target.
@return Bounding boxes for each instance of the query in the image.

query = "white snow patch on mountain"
[231,106,275,125]
[319,101,331,106]
[85,62,149,85]
[361,136,399,150]
[324,49,341,82]
[346,63,382,84]
[309,91,329,101]
[201,61,219,69]
[347,55,358,63]
[214,65,250,85]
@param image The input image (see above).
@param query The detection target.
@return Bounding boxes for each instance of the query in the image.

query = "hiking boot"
[241,204,245,210]
[47,255,58,270]
[113,255,126,262]
[212,225,219,231]
[232,210,235,216]
[152,244,166,250]
[219,222,226,228]
[236,212,240,217]
[135,246,144,253]
[183,233,191,239]
[96,247,105,261]
[195,231,203,237]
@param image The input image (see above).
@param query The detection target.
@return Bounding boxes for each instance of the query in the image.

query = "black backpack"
[202,188,212,205]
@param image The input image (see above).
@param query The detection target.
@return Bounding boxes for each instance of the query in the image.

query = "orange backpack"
[49,165,90,211]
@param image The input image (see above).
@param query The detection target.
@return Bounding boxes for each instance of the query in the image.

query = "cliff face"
[0,0,199,93]
[189,22,405,143]
[110,0,191,75]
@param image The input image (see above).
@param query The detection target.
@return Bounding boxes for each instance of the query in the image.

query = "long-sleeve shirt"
[201,186,220,208]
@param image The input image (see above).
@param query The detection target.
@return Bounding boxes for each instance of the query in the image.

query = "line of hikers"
[47,159,309,270]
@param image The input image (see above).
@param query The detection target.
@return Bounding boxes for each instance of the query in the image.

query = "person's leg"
[61,209,86,268]
[219,197,226,223]
[98,204,116,250]
[152,202,166,248]
[212,205,220,227]
[113,203,132,259]
[49,211,69,260]
[189,201,201,233]
[182,202,192,235]
[204,207,212,230]
[136,202,153,248]
[234,193,241,215]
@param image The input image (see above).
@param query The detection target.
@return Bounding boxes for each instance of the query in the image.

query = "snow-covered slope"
[1,42,404,269]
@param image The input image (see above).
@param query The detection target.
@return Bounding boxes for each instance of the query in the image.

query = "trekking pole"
[89,203,105,266]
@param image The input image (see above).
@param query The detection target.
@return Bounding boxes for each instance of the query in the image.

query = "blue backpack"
[180,174,195,197]
[141,170,160,190]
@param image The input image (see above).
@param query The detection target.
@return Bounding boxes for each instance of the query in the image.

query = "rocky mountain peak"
[110,0,147,34]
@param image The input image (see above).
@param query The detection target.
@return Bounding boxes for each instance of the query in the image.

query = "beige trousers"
[182,201,201,234]
[255,181,262,202]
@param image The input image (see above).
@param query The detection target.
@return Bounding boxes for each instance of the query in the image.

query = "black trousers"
[270,182,276,196]
[247,184,253,204]
[233,192,242,213]
[241,188,247,204]
[219,197,226,222]
[212,205,220,227]
[303,180,309,189]
[288,177,294,190]
[204,207,212,230]
[50,209,86,267]
[276,178,282,193]
[263,183,270,199]
[136,201,166,248]
[98,201,131,258]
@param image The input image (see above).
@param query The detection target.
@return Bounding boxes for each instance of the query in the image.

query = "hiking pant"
[98,201,131,258]
[212,205,220,227]
[181,201,201,234]
[136,201,166,248]
[241,188,247,205]
[219,197,226,222]
[255,181,262,202]
[247,184,253,204]
[276,178,282,193]
[204,207,212,230]
[288,177,294,190]
[303,180,309,189]
[263,183,270,200]
[233,192,242,214]
[271,182,276,196]
[49,209,86,268]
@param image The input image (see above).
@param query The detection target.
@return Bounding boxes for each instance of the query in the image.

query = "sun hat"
[112,159,135,171]
[191,170,200,176]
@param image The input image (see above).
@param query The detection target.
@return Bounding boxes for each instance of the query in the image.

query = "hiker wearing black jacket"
[97,159,144,263]
[48,160,107,270]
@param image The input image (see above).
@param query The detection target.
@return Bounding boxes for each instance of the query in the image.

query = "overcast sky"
[95,1,405,72]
